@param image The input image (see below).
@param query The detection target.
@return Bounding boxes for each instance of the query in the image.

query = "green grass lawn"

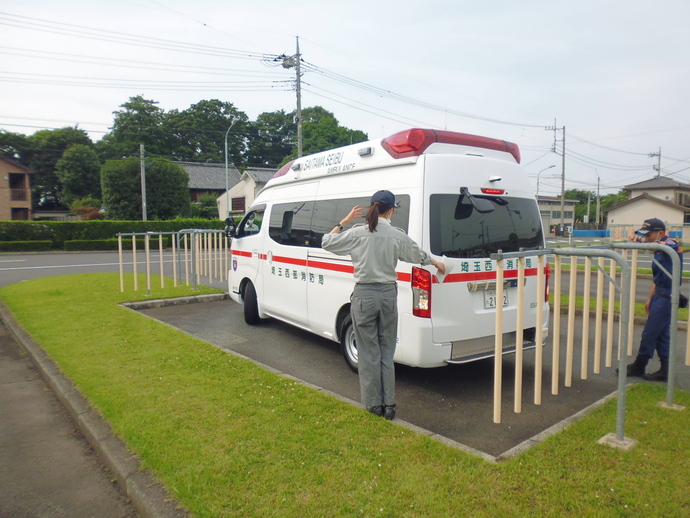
[2,273,690,517]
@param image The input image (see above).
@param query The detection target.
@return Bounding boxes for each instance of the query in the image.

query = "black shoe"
[383,404,396,421]
[366,405,383,417]
[616,356,648,377]
[643,359,669,382]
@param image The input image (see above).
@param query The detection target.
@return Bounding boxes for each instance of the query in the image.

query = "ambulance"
[228,128,549,370]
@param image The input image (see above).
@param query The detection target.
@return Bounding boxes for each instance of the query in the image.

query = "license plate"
[484,290,508,309]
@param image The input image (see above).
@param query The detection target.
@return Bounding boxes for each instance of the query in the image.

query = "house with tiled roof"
[217,166,277,219]
[605,177,690,228]
[176,161,242,203]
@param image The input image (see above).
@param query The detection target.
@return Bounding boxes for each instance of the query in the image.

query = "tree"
[101,158,190,220]
[245,110,294,167]
[100,96,171,160]
[297,106,367,158]
[599,190,629,223]
[30,127,92,209]
[166,99,248,166]
[0,130,32,164]
[55,144,102,206]
[564,189,595,223]
[276,106,368,165]
[189,193,221,219]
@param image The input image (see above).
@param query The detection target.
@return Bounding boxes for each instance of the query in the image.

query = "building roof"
[242,167,277,184]
[176,161,241,191]
[624,176,690,192]
[603,193,690,213]
[0,156,33,174]
[537,195,580,203]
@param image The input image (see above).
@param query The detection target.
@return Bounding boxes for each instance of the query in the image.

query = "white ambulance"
[228,128,549,370]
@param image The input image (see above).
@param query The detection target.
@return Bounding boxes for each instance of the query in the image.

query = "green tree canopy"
[246,110,294,167]
[55,144,102,206]
[101,158,190,220]
[101,96,171,160]
[288,106,367,161]
[30,127,93,209]
[165,99,248,166]
[0,130,32,164]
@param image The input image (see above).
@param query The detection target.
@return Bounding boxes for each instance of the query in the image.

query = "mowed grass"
[2,273,690,517]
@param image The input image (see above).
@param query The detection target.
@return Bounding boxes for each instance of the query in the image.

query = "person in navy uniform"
[624,218,683,381]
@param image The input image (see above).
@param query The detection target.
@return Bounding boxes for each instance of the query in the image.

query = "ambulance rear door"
[423,154,544,356]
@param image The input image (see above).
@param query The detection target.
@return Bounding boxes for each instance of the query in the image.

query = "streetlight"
[536,165,556,198]
[224,116,239,220]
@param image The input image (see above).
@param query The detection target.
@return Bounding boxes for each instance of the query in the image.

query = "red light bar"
[481,188,505,194]
[381,128,521,163]
[273,159,296,178]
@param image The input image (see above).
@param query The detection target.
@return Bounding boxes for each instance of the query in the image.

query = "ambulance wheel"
[243,281,261,325]
[340,315,359,373]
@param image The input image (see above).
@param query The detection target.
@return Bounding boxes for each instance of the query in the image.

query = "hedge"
[0,219,225,248]
[63,237,171,251]
[0,240,54,252]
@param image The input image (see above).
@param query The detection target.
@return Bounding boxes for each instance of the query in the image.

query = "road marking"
[0,260,183,272]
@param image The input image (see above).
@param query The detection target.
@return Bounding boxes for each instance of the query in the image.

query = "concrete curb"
[0,300,189,518]
[120,292,229,311]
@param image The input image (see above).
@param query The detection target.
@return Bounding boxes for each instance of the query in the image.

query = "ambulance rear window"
[429,194,542,258]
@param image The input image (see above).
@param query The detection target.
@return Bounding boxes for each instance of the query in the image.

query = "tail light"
[544,262,551,302]
[412,267,432,318]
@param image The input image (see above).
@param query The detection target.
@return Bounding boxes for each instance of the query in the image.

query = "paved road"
[0,319,137,517]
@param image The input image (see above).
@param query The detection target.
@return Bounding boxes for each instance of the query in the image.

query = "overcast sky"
[1,0,689,197]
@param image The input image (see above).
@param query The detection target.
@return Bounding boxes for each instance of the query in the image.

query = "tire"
[340,315,359,373]
[243,281,262,325]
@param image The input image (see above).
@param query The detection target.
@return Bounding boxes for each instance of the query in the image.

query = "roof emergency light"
[381,128,521,164]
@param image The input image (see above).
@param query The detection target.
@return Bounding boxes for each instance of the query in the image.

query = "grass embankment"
[2,273,690,517]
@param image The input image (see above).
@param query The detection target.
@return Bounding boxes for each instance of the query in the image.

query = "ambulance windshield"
[429,194,543,258]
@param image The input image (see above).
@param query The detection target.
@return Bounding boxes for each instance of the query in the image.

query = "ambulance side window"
[236,207,265,238]
[312,195,410,247]
[269,202,314,247]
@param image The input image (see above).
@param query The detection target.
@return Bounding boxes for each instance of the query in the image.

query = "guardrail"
[117,230,229,294]
[491,243,686,451]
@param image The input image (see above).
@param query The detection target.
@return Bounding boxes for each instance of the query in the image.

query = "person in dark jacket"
[624,218,683,381]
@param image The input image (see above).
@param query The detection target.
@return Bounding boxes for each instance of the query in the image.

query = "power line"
[0,12,277,61]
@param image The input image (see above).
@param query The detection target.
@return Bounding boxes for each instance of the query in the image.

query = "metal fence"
[491,242,686,450]
[117,230,229,294]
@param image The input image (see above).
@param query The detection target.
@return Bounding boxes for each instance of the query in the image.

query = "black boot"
[617,356,648,377]
[643,359,669,382]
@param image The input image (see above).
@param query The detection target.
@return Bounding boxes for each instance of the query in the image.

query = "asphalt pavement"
[0,316,138,517]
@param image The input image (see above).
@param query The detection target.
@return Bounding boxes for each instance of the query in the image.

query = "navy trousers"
[638,294,671,360]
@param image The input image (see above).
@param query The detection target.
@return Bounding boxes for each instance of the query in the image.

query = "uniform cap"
[370,190,399,210]
[635,218,666,236]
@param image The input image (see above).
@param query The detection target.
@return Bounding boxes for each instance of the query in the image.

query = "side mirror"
[224,218,235,239]
[225,224,235,239]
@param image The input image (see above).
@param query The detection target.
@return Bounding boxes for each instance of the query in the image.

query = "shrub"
[0,240,54,252]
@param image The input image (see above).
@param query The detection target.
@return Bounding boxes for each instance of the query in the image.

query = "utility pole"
[546,120,566,235]
[595,174,601,230]
[140,144,147,221]
[295,37,302,158]
[649,147,661,177]
[279,37,303,157]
